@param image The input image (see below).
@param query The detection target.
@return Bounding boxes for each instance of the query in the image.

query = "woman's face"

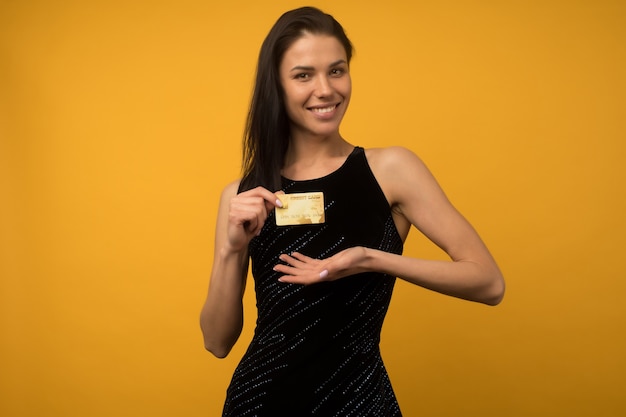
[279,33,351,141]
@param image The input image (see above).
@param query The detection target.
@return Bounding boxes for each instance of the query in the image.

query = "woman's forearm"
[363,248,504,305]
[200,247,249,358]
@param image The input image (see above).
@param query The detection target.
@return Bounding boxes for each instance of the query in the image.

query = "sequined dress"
[223,147,404,417]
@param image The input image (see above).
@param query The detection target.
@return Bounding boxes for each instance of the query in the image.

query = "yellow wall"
[1,0,624,416]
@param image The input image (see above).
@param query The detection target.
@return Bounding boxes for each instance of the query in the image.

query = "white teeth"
[311,105,336,113]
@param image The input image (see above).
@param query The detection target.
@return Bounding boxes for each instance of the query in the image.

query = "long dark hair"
[238,7,354,192]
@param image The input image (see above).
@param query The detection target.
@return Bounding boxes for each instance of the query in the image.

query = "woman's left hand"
[274,247,368,285]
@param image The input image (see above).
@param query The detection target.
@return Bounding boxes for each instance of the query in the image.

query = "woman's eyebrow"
[328,59,347,67]
[290,60,347,72]
[290,65,315,72]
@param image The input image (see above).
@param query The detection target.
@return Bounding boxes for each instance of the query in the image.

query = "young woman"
[200,7,504,416]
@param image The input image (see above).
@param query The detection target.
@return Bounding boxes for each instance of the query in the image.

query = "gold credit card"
[275,192,325,226]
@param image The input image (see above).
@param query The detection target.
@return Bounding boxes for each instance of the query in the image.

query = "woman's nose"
[314,75,332,97]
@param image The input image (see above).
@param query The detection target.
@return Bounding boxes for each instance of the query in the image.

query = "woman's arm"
[200,182,283,358]
[274,147,504,306]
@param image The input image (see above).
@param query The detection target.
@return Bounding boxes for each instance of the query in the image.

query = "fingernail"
[275,199,283,208]
[319,270,328,279]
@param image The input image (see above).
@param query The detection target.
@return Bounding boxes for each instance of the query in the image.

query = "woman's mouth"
[309,104,339,114]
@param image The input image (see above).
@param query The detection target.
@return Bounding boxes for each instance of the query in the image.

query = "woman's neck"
[281,137,354,181]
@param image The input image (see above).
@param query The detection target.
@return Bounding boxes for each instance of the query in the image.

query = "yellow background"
[1,0,624,416]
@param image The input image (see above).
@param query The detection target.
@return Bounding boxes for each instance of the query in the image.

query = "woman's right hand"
[226,186,283,251]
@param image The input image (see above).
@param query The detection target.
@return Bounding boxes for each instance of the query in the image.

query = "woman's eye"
[330,68,345,76]
[296,73,310,80]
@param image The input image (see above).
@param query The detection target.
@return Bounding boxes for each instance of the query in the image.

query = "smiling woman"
[2,0,624,416]
[279,34,351,143]
[199,6,504,416]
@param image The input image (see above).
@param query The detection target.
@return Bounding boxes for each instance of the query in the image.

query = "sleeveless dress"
[223,147,404,417]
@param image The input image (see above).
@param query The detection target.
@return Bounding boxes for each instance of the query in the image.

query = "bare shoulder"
[365,146,427,173]
[364,146,432,194]
[215,180,242,219]
[365,145,447,215]
[221,179,241,200]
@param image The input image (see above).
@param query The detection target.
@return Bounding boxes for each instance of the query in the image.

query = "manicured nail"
[275,199,283,208]
[319,270,328,279]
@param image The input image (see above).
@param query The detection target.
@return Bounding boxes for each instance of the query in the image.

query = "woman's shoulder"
[221,179,242,199]
[364,145,426,173]
[363,145,436,204]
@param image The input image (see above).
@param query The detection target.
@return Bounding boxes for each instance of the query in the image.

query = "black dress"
[223,147,404,417]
